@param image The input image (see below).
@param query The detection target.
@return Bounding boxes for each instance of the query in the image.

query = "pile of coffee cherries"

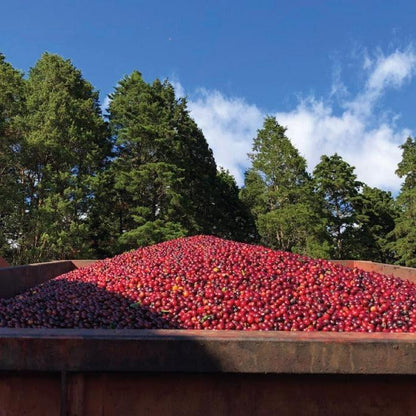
[1,235,416,332]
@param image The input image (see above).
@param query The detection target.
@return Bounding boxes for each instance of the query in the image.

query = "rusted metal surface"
[66,373,85,416]
[0,260,96,299]
[0,328,415,374]
[70,259,97,269]
[0,372,60,415]
[331,260,416,283]
[0,261,77,299]
[0,372,415,415]
[71,373,416,416]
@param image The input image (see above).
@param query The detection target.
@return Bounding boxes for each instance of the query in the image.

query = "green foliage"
[0,52,406,265]
[390,188,416,266]
[119,220,186,248]
[212,168,257,242]
[312,154,362,259]
[241,116,329,257]
[99,71,256,253]
[0,54,26,262]
[353,186,398,263]
[86,170,122,258]
[397,137,416,189]
[105,72,189,250]
[0,56,257,262]
[12,53,110,263]
[390,137,416,266]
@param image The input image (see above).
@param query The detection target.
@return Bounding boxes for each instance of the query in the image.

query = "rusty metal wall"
[68,373,416,416]
[331,260,416,283]
[0,260,96,299]
[0,372,60,416]
[0,371,415,416]
[1,329,416,375]
[0,261,77,299]
[0,329,414,415]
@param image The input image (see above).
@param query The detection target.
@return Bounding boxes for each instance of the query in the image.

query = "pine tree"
[390,137,416,266]
[212,168,257,242]
[106,72,187,249]
[104,71,256,252]
[0,54,26,263]
[312,154,362,259]
[15,53,110,263]
[353,185,397,263]
[241,116,329,257]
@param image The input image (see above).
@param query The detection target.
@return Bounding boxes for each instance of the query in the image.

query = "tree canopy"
[0,52,415,266]
[390,137,416,266]
[241,116,329,257]
[312,154,362,259]
[0,54,25,260]
[92,71,255,254]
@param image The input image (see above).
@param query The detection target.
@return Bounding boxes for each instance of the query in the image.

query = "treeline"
[0,53,415,266]
[0,52,255,264]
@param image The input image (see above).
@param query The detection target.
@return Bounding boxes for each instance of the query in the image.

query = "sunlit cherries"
[1,235,416,332]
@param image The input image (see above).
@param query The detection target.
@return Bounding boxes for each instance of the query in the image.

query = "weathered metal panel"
[0,372,415,415]
[0,261,76,299]
[0,260,95,299]
[72,373,416,416]
[0,329,415,375]
[0,372,60,415]
[331,260,416,283]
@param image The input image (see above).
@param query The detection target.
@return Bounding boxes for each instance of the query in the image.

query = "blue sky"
[2,1,416,192]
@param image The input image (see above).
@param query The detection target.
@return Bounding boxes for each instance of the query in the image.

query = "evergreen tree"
[241,116,329,257]
[212,168,257,242]
[312,154,362,259]
[106,72,187,250]
[0,54,25,263]
[104,72,255,252]
[353,185,397,263]
[15,53,110,263]
[390,137,416,266]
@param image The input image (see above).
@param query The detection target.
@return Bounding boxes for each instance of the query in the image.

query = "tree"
[0,54,26,263]
[212,168,257,242]
[312,154,362,259]
[390,137,416,266]
[241,116,329,257]
[353,185,398,263]
[102,71,256,253]
[106,72,187,250]
[14,53,110,263]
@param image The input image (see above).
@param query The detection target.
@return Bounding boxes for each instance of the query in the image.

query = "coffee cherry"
[1,236,415,332]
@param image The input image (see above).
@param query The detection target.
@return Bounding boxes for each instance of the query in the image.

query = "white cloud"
[276,100,410,191]
[175,48,416,193]
[347,49,416,117]
[330,64,349,99]
[367,50,416,92]
[171,80,186,99]
[363,53,373,70]
[101,95,111,115]
[187,89,263,185]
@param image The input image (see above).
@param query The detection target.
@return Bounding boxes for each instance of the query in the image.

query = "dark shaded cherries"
[1,235,416,332]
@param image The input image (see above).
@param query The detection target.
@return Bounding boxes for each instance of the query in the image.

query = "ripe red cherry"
[1,235,416,333]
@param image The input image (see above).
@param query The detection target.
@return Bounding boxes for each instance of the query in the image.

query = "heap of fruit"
[1,235,416,332]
